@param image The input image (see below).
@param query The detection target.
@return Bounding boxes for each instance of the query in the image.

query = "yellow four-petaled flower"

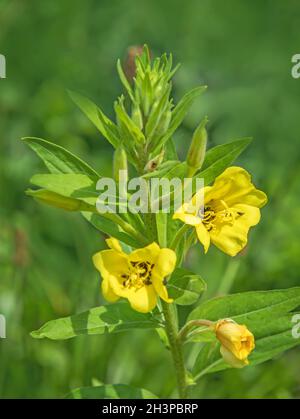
[93,238,176,313]
[174,166,267,256]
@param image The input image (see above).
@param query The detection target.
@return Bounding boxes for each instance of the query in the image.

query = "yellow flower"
[214,319,255,368]
[93,238,176,313]
[173,166,267,256]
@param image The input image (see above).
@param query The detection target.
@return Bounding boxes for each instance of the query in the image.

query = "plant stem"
[178,319,214,342]
[103,213,148,245]
[161,301,187,398]
[169,224,190,250]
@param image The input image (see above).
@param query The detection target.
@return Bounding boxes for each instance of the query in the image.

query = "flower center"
[121,261,154,290]
[200,200,244,232]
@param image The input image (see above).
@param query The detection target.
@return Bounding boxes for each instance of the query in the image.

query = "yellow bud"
[113,147,128,183]
[186,116,208,176]
[214,318,255,368]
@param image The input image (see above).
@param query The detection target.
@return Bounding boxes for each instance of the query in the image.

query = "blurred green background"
[1,0,300,399]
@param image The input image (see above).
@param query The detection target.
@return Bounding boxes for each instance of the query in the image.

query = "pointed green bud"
[186,116,208,176]
[26,189,95,212]
[131,105,144,130]
[156,109,172,137]
[113,147,128,183]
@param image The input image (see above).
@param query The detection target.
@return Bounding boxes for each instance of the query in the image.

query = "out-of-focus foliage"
[0,0,300,398]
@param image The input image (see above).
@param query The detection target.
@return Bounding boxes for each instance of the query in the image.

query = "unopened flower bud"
[131,105,143,130]
[187,117,208,176]
[124,45,144,82]
[213,318,255,368]
[156,109,172,137]
[113,147,128,183]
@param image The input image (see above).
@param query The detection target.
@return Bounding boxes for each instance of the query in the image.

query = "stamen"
[121,260,154,289]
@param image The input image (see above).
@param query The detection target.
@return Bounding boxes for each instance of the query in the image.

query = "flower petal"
[129,242,160,264]
[195,223,211,253]
[173,202,202,226]
[105,237,122,252]
[210,204,261,256]
[152,248,176,302]
[101,279,120,302]
[126,285,157,313]
[220,345,249,368]
[209,166,267,208]
[93,249,128,284]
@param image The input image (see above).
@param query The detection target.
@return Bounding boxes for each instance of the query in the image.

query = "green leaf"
[117,59,135,102]
[26,189,96,212]
[82,212,142,248]
[66,384,158,399]
[151,85,207,152]
[168,268,207,305]
[114,99,145,144]
[30,173,98,205]
[22,137,99,178]
[68,90,120,148]
[189,287,300,378]
[188,287,300,324]
[194,137,252,187]
[31,302,161,340]
[193,313,300,378]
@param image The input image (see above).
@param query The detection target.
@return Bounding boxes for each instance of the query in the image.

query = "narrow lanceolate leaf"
[66,384,158,399]
[22,137,99,179]
[68,90,120,148]
[189,287,300,378]
[26,189,96,212]
[167,268,207,306]
[193,137,252,188]
[30,173,98,205]
[117,59,135,102]
[31,303,161,340]
[151,85,207,153]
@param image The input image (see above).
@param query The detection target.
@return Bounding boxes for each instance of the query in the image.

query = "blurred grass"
[0,0,300,398]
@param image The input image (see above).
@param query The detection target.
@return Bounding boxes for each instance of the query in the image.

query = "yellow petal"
[152,248,176,302]
[101,279,120,302]
[210,166,267,208]
[220,345,249,368]
[210,204,261,256]
[126,285,157,313]
[173,202,202,226]
[105,237,122,252]
[129,242,160,264]
[195,223,211,253]
[93,249,128,284]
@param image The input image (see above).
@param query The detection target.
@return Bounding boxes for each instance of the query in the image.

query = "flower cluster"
[26,45,268,387]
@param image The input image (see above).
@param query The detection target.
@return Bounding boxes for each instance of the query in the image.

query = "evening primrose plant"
[24,46,300,399]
